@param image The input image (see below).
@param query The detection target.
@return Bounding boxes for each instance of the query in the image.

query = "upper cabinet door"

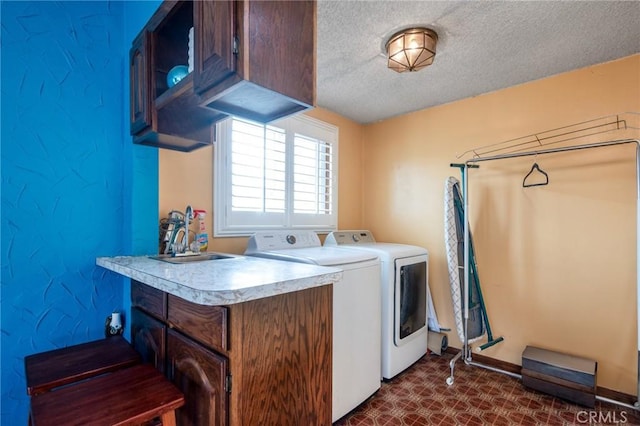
[193,0,236,94]
[246,0,315,106]
[130,31,152,135]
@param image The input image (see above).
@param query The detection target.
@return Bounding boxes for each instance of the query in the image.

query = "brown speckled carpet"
[335,352,639,425]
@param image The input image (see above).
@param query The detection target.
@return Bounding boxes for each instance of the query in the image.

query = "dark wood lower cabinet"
[167,329,228,426]
[228,285,332,425]
[131,307,166,374]
[131,280,332,426]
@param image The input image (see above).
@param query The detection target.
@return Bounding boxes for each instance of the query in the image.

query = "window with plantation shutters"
[214,115,338,236]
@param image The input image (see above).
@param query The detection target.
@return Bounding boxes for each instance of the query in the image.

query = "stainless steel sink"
[150,253,235,264]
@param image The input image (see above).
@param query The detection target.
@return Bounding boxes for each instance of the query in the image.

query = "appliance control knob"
[352,234,360,242]
[286,235,297,245]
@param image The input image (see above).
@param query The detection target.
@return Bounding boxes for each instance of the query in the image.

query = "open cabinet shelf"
[130,0,316,152]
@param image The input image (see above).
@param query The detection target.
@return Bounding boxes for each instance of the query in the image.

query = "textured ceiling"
[316,1,640,124]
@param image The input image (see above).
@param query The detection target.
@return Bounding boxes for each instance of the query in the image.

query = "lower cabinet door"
[167,329,229,426]
[131,307,166,374]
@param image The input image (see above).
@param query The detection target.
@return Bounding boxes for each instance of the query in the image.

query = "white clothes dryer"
[245,231,381,422]
[325,230,429,380]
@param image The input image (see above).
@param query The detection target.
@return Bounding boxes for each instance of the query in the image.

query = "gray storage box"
[521,345,597,408]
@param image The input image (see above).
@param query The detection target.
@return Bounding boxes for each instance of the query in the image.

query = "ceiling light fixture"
[386,27,438,73]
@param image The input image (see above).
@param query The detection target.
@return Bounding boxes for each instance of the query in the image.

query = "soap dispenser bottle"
[193,209,208,252]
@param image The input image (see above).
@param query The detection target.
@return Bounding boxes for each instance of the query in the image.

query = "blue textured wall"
[1,1,159,423]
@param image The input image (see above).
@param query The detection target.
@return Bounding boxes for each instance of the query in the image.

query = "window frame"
[213,114,339,236]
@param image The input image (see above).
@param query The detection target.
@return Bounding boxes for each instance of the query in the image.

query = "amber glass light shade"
[386,28,438,73]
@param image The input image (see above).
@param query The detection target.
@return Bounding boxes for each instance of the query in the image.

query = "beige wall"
[363,54,640,394]
[158,107,366,254]
[159,54,639,395]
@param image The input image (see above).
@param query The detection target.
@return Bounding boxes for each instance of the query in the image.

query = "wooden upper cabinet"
[129,0,316,152]
[130,31,152,135]
[193,0,236,94]
[129,0,226,152]
[245,0,315,107]
[196,0,316,123]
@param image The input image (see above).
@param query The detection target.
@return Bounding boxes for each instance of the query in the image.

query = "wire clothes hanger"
[523,162,549,187]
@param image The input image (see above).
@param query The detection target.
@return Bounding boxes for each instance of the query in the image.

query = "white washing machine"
[245,231,381,422]
[325,230,429,380]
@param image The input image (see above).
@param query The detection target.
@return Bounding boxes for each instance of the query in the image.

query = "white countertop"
[96,254,342,306]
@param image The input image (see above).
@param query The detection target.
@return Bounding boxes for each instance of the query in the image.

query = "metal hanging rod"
[457,137,640,410]
[466,138,640,164]
[457,112,640,161]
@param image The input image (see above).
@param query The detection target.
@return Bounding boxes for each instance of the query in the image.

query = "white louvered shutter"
[215,115,338,235]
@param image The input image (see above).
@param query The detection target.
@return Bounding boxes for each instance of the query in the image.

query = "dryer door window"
[394,258,427,346]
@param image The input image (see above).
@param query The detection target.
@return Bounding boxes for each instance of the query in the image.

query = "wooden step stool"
[30,364,184,425]
[25,336,184,425]
[25,336,141,396]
